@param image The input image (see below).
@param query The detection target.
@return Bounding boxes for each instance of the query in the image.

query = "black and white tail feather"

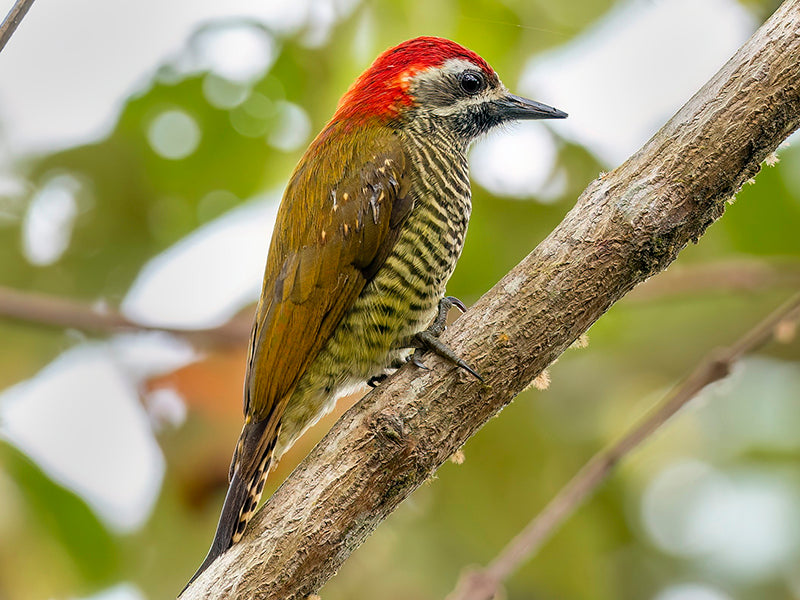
[182,419,276,591]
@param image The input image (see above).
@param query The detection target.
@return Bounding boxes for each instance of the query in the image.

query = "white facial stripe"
[438,57,505,90]
[429,90,504,116]
[411,58,492,85]
[410,57,506,117]
[440,58,486,76]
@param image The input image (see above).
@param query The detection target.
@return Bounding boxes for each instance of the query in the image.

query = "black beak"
[494,93,567,121]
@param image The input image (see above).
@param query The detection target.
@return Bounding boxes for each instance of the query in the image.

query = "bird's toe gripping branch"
[367,373,388,388]
[409,296,483,382]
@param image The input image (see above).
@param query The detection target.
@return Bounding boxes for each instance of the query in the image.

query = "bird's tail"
[183,418,276,591]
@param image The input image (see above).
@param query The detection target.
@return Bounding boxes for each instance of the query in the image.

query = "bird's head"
[334,36,566,142]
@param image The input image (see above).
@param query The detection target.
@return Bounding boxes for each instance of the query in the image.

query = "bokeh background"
[1,0,799,598]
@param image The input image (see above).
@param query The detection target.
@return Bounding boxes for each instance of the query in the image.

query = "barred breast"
[276,126,472,458]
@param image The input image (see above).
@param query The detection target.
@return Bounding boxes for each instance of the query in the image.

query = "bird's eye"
[459,71,485,95]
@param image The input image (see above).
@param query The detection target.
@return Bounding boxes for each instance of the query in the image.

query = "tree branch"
[1,257,798,349]
[447,291,800,600]
[0,285,250,348]
[181,2,800,597]
[0,0,36,53]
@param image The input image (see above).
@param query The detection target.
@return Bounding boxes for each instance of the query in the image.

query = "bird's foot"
[410,332,483,381]
[408,296,483,381]
[367,373,388,388]
[367,356,407,388]
[428,296,466,336]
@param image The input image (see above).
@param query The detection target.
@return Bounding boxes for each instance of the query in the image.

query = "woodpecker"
[186,36,565,586]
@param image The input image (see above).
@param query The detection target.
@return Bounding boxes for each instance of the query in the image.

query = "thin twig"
[0,285,251,347]
[0,0,36,53]
[446,292,800,600]
[625,259,800,303]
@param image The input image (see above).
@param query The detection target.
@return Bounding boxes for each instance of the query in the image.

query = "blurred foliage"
[0,442,118,594]
[0,0,799,599]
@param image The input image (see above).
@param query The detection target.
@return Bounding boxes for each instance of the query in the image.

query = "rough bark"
[181,2,800,598]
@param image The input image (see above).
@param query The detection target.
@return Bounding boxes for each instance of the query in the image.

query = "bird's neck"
[399,114,473,265]
[403,113,470,155]
[401,114,471,210]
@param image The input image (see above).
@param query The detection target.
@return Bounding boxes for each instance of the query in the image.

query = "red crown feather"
[334,37,494,122]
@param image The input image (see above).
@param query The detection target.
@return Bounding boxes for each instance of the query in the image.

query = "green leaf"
[0,441,119,585]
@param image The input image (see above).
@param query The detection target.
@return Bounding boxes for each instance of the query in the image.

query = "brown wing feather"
[243,123,413,430]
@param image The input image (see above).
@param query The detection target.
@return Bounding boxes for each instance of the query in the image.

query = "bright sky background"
[2,2,796,598]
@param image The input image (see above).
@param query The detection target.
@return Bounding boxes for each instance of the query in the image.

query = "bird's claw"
[452,356,483,382]
[410,332,483,381]
[445,296,467,314]
[367,374,388,388]
[407,295,483,381]
[410,350,430,370]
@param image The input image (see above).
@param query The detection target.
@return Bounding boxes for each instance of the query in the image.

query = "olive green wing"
[243,124,414,428]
